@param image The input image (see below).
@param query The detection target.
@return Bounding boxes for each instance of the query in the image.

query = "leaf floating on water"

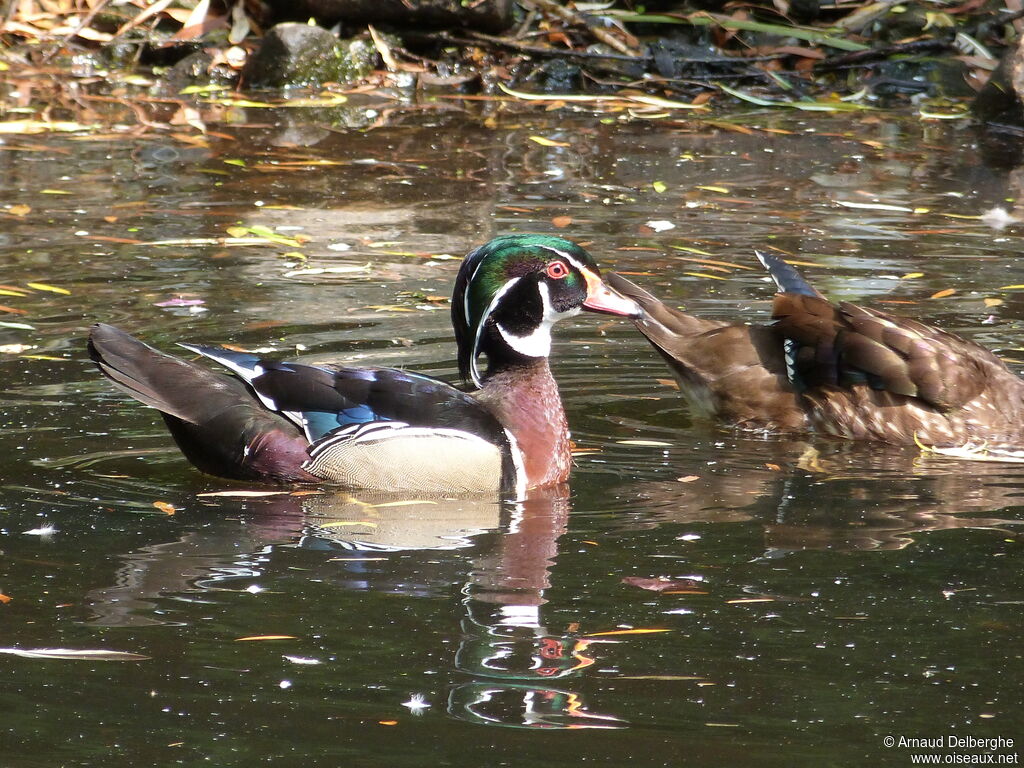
[551,215,572,228]
[0,647,149,661]
[984,298,1003,308]
[197,490,292,498]
[617,439,673,447]
[585,628,672,637]
[645,220,675,232]
[929,288,956,300]
[25,282,70,295]
[901,272,924,280]
[153,501,176,515]
[235,635,297,642]
[0,120,100,134]
[677,475,700,483]
[836,200,914,213]
[623,577,705,592]
[8,204,31,217]
[0,593,12,604]
[652,181,668,194]
[529,135,570,147]
[0,321,35,330]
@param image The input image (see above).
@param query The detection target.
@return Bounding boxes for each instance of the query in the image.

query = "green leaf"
[607,11,869,51]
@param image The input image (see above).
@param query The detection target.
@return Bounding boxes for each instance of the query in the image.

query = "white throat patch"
[496,281,579,359]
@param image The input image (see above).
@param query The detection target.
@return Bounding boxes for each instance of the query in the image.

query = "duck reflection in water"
[84,485,622,730]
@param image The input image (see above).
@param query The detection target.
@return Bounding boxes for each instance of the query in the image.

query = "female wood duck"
[607,252,1024,459]
[88,235,640,494]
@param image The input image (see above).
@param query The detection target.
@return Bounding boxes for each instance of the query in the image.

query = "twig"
[518,0,640,57]
[815,38,953,71]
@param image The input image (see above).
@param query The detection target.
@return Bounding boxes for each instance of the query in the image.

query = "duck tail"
[88,324,311,482]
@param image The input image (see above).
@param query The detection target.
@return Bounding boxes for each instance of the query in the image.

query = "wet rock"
[153,50,237,96]
[247,0,513,34]
[973,40,1024,127]
[869,57,974,99]
[241,23,376,89]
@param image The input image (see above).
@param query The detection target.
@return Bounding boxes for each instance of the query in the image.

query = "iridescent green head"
[451,234,639,387]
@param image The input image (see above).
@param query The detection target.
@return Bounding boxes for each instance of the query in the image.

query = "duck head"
[452,234,640,387]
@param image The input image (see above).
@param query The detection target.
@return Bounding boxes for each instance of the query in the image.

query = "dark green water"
[0,102,1021,766]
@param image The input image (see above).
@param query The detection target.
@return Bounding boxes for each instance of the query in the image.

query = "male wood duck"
[88,234,640,494]
[607,252,1024,459]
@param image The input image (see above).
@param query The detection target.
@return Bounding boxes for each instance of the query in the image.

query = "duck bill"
[581,269,642,317]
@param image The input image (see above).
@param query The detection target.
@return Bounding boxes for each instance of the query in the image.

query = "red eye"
[545,261,569,279]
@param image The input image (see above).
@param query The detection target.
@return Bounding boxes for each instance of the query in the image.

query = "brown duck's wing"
[607,273,806,429]
[772,293,1004,411]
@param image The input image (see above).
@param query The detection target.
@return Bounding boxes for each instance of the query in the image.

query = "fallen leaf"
[0,647,149,661]
[551,215,572,228]
[623,577,705,592]
[25,282,70,295]
[677,475,700,483]
[153,501,176,515]
[929,288,956,299]
[8,204,30,216]
[234,635,297,641]
[0,593,11,604]
[529,135,570,147]
[585,628,672,637]
[197,490,291,497]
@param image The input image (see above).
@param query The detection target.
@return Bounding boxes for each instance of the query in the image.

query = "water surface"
[1,101,1021,766]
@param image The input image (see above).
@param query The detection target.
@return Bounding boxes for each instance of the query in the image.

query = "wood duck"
[89,234,640,494]
[607,251,1024,459]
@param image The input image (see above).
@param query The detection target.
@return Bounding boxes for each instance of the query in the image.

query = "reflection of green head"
[451,234,601,386]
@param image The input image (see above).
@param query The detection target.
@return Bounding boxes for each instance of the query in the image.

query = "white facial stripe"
[537,244,590,275]
[470,276,521,388]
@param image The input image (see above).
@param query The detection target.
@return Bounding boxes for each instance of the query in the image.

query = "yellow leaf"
[528,136,570,147]
[901,272,924,279]
[26,282,70,295]
[696,185,730,193]
[197,490,291,497]
[586,628,672,637]
[40,189,73,195]
[984,298,1003,307]
[225,226,250,238]
[726,598,775,604]
[0,289,28,297]
[683,271,728,281]
[929,288,956,299]
[8,204,30,217]
[235,635,297,641]
[999,285,1024,290]
[153,501,176,515]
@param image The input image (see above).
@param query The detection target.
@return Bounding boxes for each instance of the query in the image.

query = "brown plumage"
[608,254,1024,456]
